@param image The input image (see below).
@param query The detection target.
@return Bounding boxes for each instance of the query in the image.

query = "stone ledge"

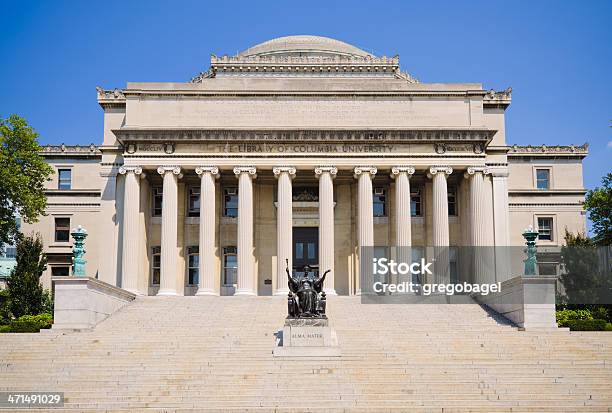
[52,277,136,331]
[475,275,559,330]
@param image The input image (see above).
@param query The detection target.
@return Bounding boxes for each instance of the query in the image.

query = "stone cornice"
[483,87,512,107]
[113,128,495,144]
[96,87,126,108]
[190,54,418,83]
[507,143,588,157]
[41,144,101,157]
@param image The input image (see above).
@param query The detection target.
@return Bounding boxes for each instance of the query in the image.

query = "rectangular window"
[188,187,200,217]
[223,246,237,285]
[536,169,550,190]
[448,187,457,216]
[411,188,422,217]
[187,246,199,285]
[58,169,72,190]
[373,187,386,217]
[54,217,70,242]
[307,242,316,260]
[51,266,70,276]
[295,242,304,259]
[537,217,553,241]
[151,246,161,285]
[224,187,238,217]
[152,187,163,217]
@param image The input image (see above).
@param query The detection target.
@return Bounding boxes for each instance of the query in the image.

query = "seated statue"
[286,259,330,318]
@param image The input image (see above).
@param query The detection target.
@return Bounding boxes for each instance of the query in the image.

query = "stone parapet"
[52,277,136,330]
[475,276,559,330]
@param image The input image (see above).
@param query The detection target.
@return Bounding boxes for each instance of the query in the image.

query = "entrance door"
[293,227,318,277]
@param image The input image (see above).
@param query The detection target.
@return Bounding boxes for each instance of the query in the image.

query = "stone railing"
[52,277,136,330]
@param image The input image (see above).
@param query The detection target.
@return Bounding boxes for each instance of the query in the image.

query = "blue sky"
[1,0,610,192]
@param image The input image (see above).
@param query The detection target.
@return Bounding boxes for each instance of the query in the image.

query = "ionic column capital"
[157,166,181,176]
[195,166,220,178]
[427,166,452,179]
[272,166,296,179]
[391,166,415,178]
[233,166,257,178]
[118,165,143,176]
[314,166,338,178]
[354,166,377,179]
[464,166,490,179]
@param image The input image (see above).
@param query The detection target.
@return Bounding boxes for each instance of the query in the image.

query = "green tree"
[6,233,47,318]
[583,172,612,246]
[0,115,53,248]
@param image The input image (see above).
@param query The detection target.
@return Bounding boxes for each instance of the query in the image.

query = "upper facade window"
[152,187,163,217]
[54,217,70,242]
[373,187,386,217]
[538,217,553,241]
[188,187,200,217]
[187,246,199,285]
[448,187,457,216]
[411,188,422,217]
[224,187,238,217]
[536,169,550,190]
[58,169,71,190]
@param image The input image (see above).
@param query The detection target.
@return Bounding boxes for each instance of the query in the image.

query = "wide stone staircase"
[1,296,611,412]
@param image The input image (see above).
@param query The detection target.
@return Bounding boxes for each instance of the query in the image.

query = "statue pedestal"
[273,318,341,357]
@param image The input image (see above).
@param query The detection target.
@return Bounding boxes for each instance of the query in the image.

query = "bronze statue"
[286,259,330,318]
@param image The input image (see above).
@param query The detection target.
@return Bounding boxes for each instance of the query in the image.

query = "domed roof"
[238,35,372,58]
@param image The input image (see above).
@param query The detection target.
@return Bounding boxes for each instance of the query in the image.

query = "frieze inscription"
[131,142,486,155]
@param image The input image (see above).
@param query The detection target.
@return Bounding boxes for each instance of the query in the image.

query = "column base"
[234,289,257,296]
[274,288,289,296]
[195,289,219,296]
[156,289,179,296]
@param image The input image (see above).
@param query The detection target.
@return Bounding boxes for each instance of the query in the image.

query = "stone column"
[490,168,510,247]
[466,167,487,246]
[233,166,257,296]
[428,166,453,246]
[354,166,377,295]
[490,167,511,282]
[118,166,142,294]
[428,166,452,283]
[195,166,219,296]
[273,166,296,295]
[391,166,415,247]
[157,166,181,296]
[465,166,491,284]
[315,166,338,295]
[391,166,414,285]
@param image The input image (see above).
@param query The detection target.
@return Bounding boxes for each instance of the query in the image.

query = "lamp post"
[71,225,88,277]
[522,225,539,276]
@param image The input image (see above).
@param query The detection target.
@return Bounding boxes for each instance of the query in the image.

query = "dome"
[237,35,372,58]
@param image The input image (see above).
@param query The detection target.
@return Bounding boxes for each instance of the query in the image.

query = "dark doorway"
[293,227,318,277]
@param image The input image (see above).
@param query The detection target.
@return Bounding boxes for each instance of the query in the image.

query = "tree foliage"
[584,172,612,246]
[0,115,53,247]
[6,233,47,318]
[559,230,612,305]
